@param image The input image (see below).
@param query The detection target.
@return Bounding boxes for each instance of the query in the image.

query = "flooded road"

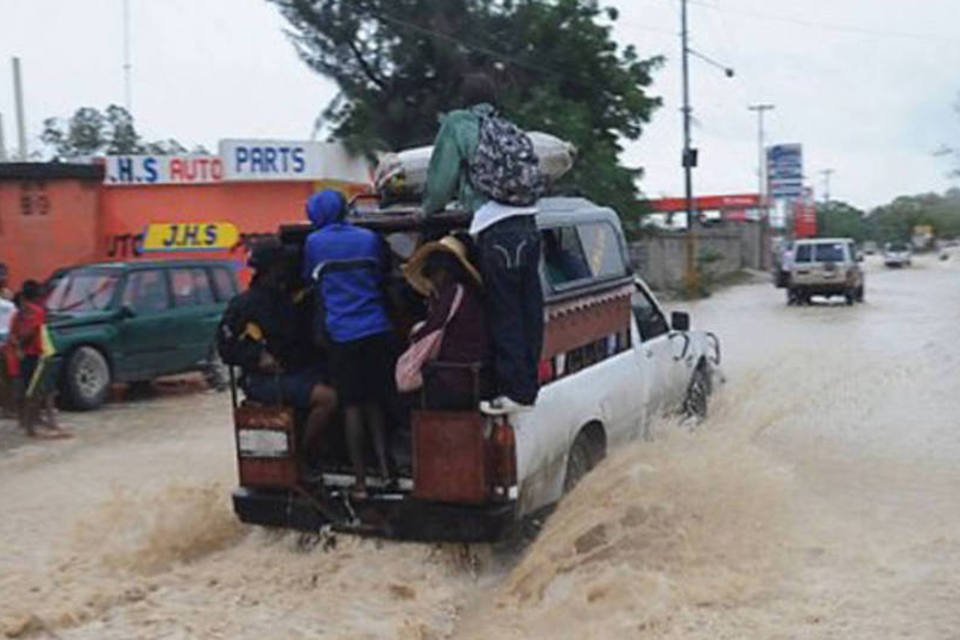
[2,252,959,638]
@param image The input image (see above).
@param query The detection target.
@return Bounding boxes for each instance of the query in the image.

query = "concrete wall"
[630,222,766,291]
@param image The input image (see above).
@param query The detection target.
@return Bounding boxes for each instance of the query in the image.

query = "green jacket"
[422,103,493,215]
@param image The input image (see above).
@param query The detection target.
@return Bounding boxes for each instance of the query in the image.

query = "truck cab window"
[631,288,669,341]
[577,222,627,279]
[542,227,591,287]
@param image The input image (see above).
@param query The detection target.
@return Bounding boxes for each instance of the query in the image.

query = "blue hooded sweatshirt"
[302,190,392,344]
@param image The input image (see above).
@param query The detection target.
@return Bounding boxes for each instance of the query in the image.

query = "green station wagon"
[45,259,238,410]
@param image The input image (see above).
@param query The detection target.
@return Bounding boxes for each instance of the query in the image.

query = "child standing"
[13,280,68,438]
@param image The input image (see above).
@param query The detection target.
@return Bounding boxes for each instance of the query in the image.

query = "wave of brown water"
[457,382,799,639]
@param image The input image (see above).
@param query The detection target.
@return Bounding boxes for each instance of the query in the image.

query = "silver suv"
[787,238,864,305]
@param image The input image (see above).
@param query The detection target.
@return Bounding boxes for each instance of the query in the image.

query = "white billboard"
[218,139,371,183]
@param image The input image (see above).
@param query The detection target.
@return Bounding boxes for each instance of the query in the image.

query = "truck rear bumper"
[791,283,851,295]
[232,487,516,543]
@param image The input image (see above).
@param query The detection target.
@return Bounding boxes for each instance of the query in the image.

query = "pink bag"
[395,285,464,392]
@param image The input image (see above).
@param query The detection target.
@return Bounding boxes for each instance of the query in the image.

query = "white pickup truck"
[230,198,723,541]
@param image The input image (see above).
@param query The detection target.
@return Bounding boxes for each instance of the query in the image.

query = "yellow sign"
[142,222,240,253]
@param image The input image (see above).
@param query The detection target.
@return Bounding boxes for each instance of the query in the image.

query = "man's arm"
[422,116,465,216]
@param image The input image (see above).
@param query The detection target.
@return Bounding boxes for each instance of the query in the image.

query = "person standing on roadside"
[423,72,545,414]
[302,190,394,499]
[12,280,68,438]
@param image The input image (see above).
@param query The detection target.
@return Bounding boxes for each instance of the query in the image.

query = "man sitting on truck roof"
[302,190,395,499]
[217,238,336,466]
[422,72,545,415]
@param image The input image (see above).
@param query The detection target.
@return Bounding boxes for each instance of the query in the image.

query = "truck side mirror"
[119,304,136,319]
[671,311,690,332]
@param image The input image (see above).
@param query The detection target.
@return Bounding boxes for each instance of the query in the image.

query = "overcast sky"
[1,0,958,209]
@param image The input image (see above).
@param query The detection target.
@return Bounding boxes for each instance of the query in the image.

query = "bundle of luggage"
[374,131,577,204]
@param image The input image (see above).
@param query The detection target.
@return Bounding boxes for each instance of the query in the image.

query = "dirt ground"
[1,251,959,639]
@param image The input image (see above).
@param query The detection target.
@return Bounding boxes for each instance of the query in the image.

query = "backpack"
[469,112,545,207]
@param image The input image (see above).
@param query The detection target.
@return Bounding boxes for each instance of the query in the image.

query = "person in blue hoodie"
[302,189,393,498]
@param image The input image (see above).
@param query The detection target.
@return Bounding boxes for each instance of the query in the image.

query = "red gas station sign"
[793,188,817,238]
[648,193,762,213]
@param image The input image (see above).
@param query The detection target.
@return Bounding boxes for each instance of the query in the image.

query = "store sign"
[767,143,803,200]
[793,188,817,238]
[218,139,371,183]
[104,155,224,185]
[141,222,239,253]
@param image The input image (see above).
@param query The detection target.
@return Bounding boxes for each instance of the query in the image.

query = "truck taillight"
[488,417,517,498]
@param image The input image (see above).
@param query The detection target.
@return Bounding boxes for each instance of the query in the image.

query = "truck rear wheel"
[563,428,603,493]
[64,346,111,410]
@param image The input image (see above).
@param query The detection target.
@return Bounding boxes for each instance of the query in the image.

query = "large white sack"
[374,131,576,199]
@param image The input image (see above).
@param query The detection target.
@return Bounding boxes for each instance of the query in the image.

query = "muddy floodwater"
[2,253,959,639]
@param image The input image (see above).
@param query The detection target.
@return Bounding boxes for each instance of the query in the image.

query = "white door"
[632,284,688,422]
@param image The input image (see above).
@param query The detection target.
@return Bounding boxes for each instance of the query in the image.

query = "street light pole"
[681,0,698,297]
[749,103,774,268]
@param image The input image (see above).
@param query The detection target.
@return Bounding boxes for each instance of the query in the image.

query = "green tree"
[41,105,195,159]
[865,190,960,242]
[270,0,662,220]
[816,200,867,241]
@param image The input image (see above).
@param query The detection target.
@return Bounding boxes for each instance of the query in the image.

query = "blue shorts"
[242,365,327,409]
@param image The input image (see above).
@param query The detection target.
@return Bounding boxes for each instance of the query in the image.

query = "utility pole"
[678,0,734,296]
[681,0,698,297]
[12,57,27,160]
[748,105,774,213]
[749,104,774,268]
[123,0,133,112]
[820,168,834,204]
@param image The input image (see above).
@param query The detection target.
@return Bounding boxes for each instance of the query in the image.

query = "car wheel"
[856,285,865,302]
[683,367,710,421]
[845,289,855,305]
[563,430,601,493]
[64,346,111,410]
[204,345,229,392]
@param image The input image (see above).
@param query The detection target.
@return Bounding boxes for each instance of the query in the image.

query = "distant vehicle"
[45,259,238,410]
[230,198,724,542]
[883,242,912,268]
[862,241,878,255]
[787,237,864,305]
